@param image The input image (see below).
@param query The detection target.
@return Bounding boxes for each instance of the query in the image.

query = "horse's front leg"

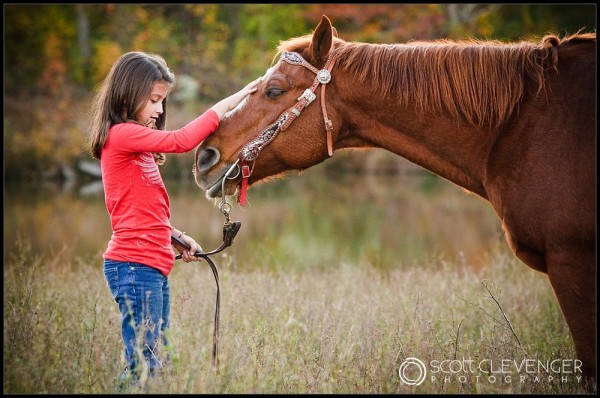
[546,249,596,386]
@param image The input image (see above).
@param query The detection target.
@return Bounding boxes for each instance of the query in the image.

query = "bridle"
[234,49,338,206]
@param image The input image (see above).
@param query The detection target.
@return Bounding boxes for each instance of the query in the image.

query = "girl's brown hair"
[88,52,176,163]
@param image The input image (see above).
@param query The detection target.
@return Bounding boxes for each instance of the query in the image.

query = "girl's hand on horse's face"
[245,77,261,92]
[233,77,260,105]
[240,78,260,96]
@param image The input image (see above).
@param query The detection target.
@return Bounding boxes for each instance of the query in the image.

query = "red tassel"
[237,162,251,206]
[238,177,248,206]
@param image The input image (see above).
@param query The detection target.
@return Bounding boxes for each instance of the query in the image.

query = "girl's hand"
[211,77,261,119]
[227,77,260,110]
[180,234,204,263]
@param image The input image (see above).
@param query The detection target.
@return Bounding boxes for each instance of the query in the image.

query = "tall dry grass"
[3,237,590,394]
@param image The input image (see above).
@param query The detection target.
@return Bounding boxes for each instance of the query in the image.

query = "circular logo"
[398,357,427,386]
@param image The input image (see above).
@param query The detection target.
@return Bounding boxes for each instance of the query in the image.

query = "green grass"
[3,238,591,393]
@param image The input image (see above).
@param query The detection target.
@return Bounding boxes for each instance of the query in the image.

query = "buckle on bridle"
[297,89,316,107]
[241,164,252,178]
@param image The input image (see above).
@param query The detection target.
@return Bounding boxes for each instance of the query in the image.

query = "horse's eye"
[266,88,285,98]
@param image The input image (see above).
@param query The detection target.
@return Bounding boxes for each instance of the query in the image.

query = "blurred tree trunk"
[77,4,91,86]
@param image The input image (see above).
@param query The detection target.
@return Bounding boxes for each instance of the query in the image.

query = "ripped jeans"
[104,260,170,378]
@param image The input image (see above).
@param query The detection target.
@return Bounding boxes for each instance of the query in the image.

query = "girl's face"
[136,80,171,127]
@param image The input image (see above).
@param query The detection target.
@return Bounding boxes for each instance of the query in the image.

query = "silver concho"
[317,69,331,84]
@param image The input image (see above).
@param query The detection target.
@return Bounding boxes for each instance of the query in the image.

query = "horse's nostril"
[197,147,221,174]
[200,149,216,166]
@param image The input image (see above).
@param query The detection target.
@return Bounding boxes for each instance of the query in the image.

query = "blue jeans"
[104,260,170,377]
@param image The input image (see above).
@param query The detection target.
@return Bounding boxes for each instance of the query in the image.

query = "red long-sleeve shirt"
[101,109,219,276]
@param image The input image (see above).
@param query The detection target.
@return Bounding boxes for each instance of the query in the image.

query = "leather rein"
[236,50,338,206]
[171,196,241,371]
[178,50,337,370]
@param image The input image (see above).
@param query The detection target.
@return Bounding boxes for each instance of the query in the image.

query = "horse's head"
[195,15,340,200]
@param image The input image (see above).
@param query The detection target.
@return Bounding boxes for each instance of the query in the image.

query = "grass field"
[3,238,591,394]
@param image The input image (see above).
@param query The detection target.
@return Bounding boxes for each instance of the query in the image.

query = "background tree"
[3,4,595,183]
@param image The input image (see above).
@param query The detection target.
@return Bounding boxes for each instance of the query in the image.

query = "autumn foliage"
[3,4,595,182]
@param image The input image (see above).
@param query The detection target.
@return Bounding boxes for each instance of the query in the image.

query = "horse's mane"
[277,32,595,128]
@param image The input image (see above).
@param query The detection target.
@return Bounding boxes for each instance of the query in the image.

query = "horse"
[194,15,596,380]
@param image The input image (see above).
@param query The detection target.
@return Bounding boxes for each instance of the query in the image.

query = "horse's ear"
[332,26,339,38]
[310,15,333,64]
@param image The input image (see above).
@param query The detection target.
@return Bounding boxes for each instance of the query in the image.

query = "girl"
[88,51,258,386]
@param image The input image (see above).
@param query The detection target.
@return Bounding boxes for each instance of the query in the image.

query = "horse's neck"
[338,101,494,198]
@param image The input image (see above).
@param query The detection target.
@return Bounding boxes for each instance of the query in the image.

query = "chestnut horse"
[195,16,596,379]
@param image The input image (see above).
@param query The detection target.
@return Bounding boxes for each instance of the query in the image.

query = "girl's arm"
[108,77,261,154]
